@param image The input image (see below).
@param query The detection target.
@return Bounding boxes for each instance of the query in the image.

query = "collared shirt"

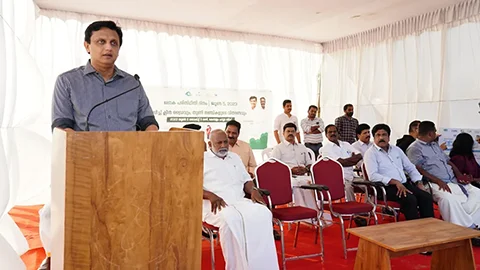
[274,113,299,136]
[271,141,312,168]
[352,140,373,157]
[319,139,359,181]
[229,139,257,175]
[203,151,251,217]
[51,60,157,131]
[364,143,422,186]
[407,139,456,183]
[334,115,359,144]
[300,117,325,144]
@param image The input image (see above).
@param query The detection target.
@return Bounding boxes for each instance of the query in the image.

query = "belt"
[305,142,322,145]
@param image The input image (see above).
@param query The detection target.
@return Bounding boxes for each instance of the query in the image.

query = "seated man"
[271,123,317,211]
[319,124,362,202]
[225,120,257,177]
[203,129,279,270]
[352,123,372,169]
[396,120,420,153]
[407,121,480,229]
[364,124,434,221]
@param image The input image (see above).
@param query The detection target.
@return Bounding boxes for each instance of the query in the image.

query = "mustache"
[379,140,386,143]
[287,134,294,137]
[218,148,228,152]
[228,137,235,140]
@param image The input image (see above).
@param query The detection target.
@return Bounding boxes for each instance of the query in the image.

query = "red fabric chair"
[311,157,378,259]
[360,163,401,222]
[256,158,326,270]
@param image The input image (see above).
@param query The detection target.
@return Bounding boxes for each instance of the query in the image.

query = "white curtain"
[1,5,321,267]
[320,18,480,141]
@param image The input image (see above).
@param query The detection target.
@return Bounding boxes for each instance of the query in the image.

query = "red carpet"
[9,205,480,269]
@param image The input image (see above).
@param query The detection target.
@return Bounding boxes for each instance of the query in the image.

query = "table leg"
[431,239,475,270]
[354,239,391,270]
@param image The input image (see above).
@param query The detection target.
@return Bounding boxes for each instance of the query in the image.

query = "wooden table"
[347,218,480,270]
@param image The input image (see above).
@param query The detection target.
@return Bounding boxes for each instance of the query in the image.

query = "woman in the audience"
[449,133,480,188]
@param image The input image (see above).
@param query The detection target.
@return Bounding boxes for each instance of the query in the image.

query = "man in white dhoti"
[271,122,317,211]
[203,129,279,270]
[407,121,480,239]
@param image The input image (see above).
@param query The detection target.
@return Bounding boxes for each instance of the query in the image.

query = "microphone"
[85,74,141,131]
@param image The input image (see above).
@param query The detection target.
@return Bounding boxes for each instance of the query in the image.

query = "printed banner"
[438,127,480,163]
[146,87,272,149]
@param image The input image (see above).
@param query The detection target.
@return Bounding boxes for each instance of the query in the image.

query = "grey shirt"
[51,60,158,131]
[407,139,456,183]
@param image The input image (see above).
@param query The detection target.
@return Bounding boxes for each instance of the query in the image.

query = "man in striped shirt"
[300,105,324,159]
[335,104,359,144]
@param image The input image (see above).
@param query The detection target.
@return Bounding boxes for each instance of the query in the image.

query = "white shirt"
[203,151,251,217]
[352,140,373,157]
[300,117,325,144]
[271,141,312,168]
[319,139,359,181]
[274,113,299,135]
[363,143,422,186]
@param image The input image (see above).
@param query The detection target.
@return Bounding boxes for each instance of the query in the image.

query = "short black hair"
[356,123,370,135]
[418,121,436,136]
[260,97,265,101]
[372,124,391,136]
[325,124,337,133]
[225,120,241,133]
[343,104,353,111]
[283,122,297,132]
[85,21,123,46]
[283,99,292,107]
[183,124,201,130]
[408,120,421,132]
[308,105,318,111]
[249,96,257,101]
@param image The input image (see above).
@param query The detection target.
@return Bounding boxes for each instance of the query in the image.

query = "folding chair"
[311,157,378,259]
[256,158,326,270]
[358,163,400,221]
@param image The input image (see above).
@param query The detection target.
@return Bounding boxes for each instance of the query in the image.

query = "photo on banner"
[147,87,272,149]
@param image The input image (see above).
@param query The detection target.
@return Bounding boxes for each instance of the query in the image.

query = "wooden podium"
[50,129,204,269]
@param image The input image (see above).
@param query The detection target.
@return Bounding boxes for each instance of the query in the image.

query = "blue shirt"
[51,60,157,131]
[407,139,456,183]
[364,143,422,185]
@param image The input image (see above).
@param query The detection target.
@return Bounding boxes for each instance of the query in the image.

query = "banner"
[146,87,273,149]
[438,127,480,163]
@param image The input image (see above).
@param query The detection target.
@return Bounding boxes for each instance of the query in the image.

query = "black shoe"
[38,257,50,270]
[420,251,432,256]
[472,237,480,247]
[353,217,367,227]
[273,230,281,241]
[382,208,395,216]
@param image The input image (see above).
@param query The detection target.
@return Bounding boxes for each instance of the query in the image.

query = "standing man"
[225,120,257,177]
[335,104,359,144]
[273,99,301,144]
[301,105,324,159]
[39,20,159,269]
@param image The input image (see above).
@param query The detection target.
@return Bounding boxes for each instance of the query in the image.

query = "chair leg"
[346,216,353,240]
[372,211,378,225]
[275,219,287,270]
[339,217,347,259]
[317,217,324,261]
[293,222,300,247]
[209,232,216,270]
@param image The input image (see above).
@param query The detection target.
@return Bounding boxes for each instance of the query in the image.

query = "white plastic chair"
[261,147,273,161]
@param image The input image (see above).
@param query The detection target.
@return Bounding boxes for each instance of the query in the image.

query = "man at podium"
[203,130,279,270]
[39,20,159,269]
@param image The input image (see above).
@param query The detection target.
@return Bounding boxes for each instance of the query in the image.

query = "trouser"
[305,142,322,160]
[383,182,434,220]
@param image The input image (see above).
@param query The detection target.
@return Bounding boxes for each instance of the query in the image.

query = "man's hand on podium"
[146,124,159,131]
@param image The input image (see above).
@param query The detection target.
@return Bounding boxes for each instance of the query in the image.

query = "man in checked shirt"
[335,104,359,144]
